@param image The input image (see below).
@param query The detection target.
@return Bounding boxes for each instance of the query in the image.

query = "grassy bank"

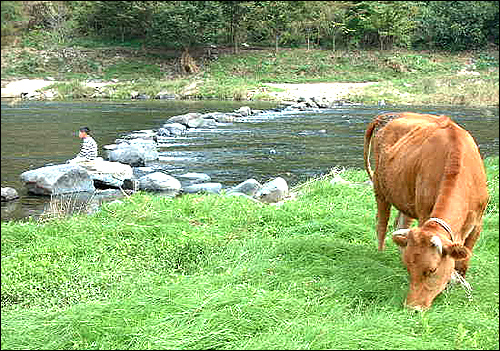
[1,157,498,350]
[1,44,498,106]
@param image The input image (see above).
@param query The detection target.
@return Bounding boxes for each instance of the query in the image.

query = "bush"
[413,1,499,51]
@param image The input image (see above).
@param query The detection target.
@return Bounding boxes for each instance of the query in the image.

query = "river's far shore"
[1,79,378,104]
[1,46,498,107]
[1,78,387,108]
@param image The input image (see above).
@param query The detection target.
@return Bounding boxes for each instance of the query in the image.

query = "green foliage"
[3,1,499,51]
[148,1,223,49]
[355,1,420,50]
[72,1,155,42]
[413,1,499,51]
[1,1,26,46]
[1,1,25,30]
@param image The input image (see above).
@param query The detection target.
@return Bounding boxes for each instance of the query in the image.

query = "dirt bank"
[263,82,378,102]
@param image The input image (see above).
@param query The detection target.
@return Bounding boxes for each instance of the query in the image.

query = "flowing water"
[1,99,498,221]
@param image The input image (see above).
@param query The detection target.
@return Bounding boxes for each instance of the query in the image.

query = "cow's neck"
[428,192,469,243]
[428,155,470,242]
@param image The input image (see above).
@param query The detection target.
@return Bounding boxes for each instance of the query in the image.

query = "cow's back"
[369,112,487,225]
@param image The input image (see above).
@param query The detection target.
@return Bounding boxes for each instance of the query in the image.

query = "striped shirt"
[77,136,98,160]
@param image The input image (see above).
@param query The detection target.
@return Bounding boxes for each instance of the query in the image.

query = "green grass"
[1,157,498,349]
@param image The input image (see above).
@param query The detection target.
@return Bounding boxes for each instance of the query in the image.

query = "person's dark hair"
[79,127,91,135]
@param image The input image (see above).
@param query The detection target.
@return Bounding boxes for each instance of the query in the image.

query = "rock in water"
[20,164,95,195]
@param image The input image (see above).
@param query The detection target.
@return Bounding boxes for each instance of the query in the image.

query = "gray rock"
[161,123,187,136]
[167,113,204,128]
[123,130,156,140]
[182,182,222,194]
[104,139,159,166]
[20,164,95,195]
[199,118,218,128]
[227,179,262,197]
[254,177,288,203]
[234,106,252,116]
[1,187,19,201]
[176,172,211,185]
[122,178,139,191]
[77,159,134,189]
[201,112,235,123]
[138,172,181,195]
[157,128,170,137]
[133,166,157,179]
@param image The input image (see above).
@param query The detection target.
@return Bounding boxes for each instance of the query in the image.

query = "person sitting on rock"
[67,127,98,164]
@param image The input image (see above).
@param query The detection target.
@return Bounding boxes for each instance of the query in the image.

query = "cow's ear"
[392,229,410,247]
[443,243,471,261]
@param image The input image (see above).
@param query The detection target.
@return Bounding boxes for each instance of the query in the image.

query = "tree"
[317,1,356,51]
[72,1,155,42]
[289,1,323,51]
[356,1,419,50]
[218,1,254,53]
[252,1,305,53]
[413,1,499,51]
[149,1,222,50]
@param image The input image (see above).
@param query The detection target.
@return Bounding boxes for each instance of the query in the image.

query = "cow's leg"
[376,197,391,251]
[455,224,481,277]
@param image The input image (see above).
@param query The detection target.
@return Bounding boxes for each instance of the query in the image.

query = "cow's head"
[392,228,471,310]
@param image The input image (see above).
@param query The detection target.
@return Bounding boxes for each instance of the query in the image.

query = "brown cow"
[363,112,489,310]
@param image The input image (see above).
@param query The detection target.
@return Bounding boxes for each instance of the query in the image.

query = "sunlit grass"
[2,157,498,349]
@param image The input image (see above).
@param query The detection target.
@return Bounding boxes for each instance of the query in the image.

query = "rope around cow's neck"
[427,218,473,300]
[427,217,454,242]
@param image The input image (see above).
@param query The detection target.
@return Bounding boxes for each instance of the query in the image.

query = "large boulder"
[138,172,181,195]
[234,106,252,116]
[104,139,159,166]
[159,123,187,137]
[77,159,134,188]
[254,177,288,203]
[227,179,262,197]
[20,164,95,195]
[167,113,204,128]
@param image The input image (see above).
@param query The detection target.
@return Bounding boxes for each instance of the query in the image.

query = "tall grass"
[1,157,498,349]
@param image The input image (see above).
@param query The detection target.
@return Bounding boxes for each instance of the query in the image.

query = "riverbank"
[0,78,378,105]
[1,46,498,106]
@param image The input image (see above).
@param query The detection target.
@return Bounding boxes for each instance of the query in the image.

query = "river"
[1,99,498,221]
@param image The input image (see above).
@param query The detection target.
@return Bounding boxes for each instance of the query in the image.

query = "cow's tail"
[363,119,377,181]
[364,113,397,181]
